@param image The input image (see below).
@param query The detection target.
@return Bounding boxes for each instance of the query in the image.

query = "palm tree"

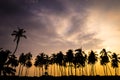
[34,59,39,76]
[50,53,57,76]
[111,53,120,76]
[6,54,19,76]
[11,27,27,55]
[18,53,26,76]
[7,55,19,68]
[0,49,16,76]
[100,48,111,76]
[25,60,32,76]
[88,50,98,76]
[56,51,64,76]
[75,48,87,76]
[24,52,32,76]
[66,49,74,76]
[34,53,47,76]
[18,52,32,76]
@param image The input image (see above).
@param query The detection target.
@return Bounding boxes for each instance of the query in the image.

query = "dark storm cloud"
[0,0,105,55]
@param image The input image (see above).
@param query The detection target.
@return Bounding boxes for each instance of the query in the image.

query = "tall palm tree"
[100,48,111,76]
[66,49,74,76]
[111,53,120,76]
[88,50,98,76]
[11,27,27,55]
[75,48,87,76]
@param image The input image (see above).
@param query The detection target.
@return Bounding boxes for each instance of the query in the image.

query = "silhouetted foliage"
[111,53,120,76]
[11,27,27,55]
[0,49,17,76]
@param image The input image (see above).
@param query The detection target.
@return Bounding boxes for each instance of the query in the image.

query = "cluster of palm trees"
[0,28,120,76]
[33,49,120,76]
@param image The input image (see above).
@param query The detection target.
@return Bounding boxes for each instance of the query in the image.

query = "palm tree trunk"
[75,65,76,76]
[18,64,22,76]
[82,67,84,75]
[115,68,117,76]
[68,63,70,76]
[39,67,40,76]
[85,65,88,76]
[59,66,62,76]
[42,66,44,76]
[91,64,94,76]
[25,67,28,76]
[79,67,81,76]
[51,65,52,76]
[70,63,73,76]
[36,67,38,76]
[27,69,29,76]
[20,65,24,76]
[103,65,106,76]
[64,66,66,76]
[13,40,19,55]
[105,65,108,76]
[54,63,55,76]
[107,64,112,76]
[34,67,36,76]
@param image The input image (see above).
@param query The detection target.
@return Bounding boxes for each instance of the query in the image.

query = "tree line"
[0,28,120,76]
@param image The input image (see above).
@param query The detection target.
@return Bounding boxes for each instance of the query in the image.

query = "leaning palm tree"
[111,53,120,76]
[99,48,112,76]
[88,50,98,76]
[11,27,27,55]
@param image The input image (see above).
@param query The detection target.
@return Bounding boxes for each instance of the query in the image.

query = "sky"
[0,0,120,57]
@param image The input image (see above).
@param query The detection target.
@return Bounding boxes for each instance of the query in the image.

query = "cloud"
[0,0,104,55]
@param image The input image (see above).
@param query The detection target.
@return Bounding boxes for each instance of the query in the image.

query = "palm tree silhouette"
[50,53,57,76]
[34,53,48,76]
[75,48,87,76]
[6,54,19,76]
[7,55,19,68]
[25,60,32,76]
[24,52,32,76]
[100,48,111,76]
[11,27,27,55]
[88,50,98,76]
[66,49,74,76]
[0,49,17,76]
[111,53,120,76]
[56,51,64,76]
[18,53,26,76]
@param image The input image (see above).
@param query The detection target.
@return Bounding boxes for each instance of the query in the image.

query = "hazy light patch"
[87,6,120,53]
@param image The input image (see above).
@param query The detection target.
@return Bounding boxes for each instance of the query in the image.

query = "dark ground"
[0,76,120,80]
